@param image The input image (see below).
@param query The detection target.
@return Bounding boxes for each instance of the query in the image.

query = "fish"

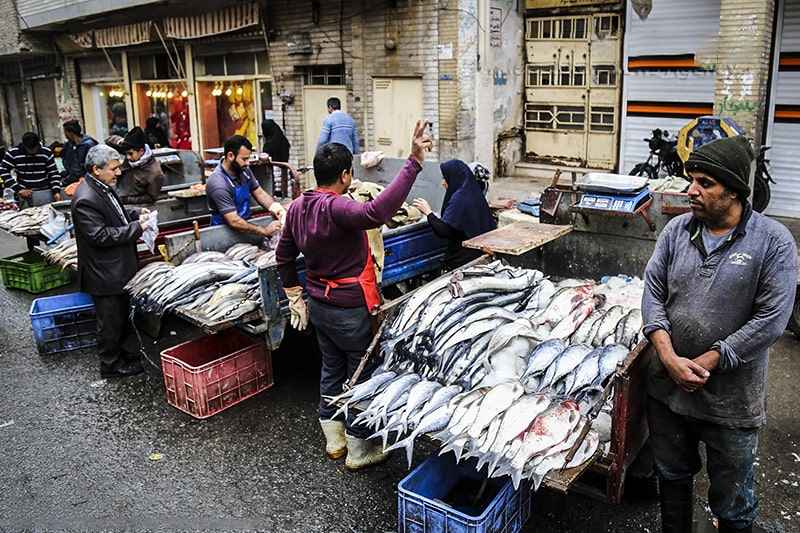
[407,384,462,431]
[558,349,602,396]
[503,400,582,489]
[520,340,566,382]
[384,403,454,467]
[538,344,593,392]
[616,309,643,349]
[547,298,595,340]
[449,270,543,298]
[591,305,625,347]
[570,309,604,345]
[398,380,442,432]
[594,344,629,386]
[465,382,524,439]
[531,286,594,327]
[326,371,397,419]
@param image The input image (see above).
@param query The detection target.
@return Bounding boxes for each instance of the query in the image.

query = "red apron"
[306,189,382,314]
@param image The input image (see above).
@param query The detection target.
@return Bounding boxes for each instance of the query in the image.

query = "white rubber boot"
[319,419,347,460]
[345,433,389,471]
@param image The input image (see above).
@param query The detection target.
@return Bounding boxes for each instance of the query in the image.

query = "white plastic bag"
[142,210,159,253]
[41,206,67,243]
[360,151,385,169]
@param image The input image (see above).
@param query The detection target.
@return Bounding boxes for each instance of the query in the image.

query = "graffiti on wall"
[490,7,503,48]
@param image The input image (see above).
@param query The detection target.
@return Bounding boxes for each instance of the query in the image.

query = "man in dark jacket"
[642,136,797,533]
[61,120,97,188]
[72,144,149,378]
[119,127,165,205]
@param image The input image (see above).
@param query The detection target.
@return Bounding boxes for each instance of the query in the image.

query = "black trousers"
[91,294,140,367]
[309,298,377,439]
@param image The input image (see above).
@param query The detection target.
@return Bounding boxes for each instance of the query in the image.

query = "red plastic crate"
[160,329,273,419]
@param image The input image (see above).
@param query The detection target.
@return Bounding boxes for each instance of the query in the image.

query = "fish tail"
[384,436,415,469]
[510,467,524,490]
[453,440,469,463]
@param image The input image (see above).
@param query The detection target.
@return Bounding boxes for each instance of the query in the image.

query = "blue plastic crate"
[29,292,97,355]
[398,454,532,533]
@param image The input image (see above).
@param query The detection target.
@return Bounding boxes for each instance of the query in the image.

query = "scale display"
[577,187,651,214]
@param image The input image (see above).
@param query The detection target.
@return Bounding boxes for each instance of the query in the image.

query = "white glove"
[284,286,308,331]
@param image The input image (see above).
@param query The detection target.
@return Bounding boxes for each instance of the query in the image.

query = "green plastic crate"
[0,251,72,294]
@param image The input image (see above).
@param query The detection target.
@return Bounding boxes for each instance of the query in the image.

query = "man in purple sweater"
[276,121,432,470]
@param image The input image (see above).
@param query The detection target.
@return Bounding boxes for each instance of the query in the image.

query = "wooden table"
[462,221,572,256]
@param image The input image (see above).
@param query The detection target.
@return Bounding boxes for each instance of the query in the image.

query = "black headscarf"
[262,119,290,163]
[440,159,496,239]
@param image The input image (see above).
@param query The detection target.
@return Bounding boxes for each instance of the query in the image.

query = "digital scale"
[576,187,652,214]
[569,173,656,231]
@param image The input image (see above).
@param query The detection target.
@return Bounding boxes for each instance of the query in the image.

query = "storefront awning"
[164,2,261,40]
[68,22,152,49]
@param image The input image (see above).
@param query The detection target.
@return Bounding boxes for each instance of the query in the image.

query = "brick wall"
[438,0,459,157]
[58,56,82,124]
[0,0,21,56]
[266,0,441,187]
[713,0,776,141]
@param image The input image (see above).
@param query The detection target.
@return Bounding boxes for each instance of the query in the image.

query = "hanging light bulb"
[99,90,105,97]
[236,85,243,95]
[167,90,174,98]
[225,86,232,97]
[181,89,188,98]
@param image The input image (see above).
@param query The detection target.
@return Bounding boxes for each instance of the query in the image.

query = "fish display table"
[462,221,572,256]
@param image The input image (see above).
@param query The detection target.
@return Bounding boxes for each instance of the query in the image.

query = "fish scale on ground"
[327,261,643,488]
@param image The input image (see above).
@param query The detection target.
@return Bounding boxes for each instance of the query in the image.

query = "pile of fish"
[347,180,423,228]
[329,260,644,489]
[0,206,49,235]
[43,238,78,270]
[125,243,266,322]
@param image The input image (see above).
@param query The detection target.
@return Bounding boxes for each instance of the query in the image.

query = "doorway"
[302,85,348,165]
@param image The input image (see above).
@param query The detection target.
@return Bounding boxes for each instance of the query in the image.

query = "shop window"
[203,55,226,76]
[82,83,128,140]
[227,53,256,76]
[197,81,258,150]
[304,65,345,86]
[134,82,192,149]
[592,65,617,86]
[590,106,615,133]
[524,104,554,130]
[555,105,585,131]
[594,15,620,39]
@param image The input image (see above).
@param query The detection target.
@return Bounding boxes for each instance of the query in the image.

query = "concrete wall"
[490,0,524,177]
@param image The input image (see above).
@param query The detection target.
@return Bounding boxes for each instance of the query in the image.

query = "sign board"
[526,0,618,8]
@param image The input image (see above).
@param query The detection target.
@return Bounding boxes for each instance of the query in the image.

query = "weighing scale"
[568,173,656,231]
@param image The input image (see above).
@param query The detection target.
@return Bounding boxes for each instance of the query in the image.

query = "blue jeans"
[647,396,759,529]
[309,298,377,439]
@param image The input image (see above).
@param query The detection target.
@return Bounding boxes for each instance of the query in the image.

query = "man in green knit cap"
[642,136,797,533]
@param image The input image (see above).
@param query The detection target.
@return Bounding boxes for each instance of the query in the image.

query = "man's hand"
[260,220,282,237]
[19,189,32,199]
[412,198,433,216]
[410,120,433,164]
[663,355,710,393]
[53,192,62,202]
[693,350,720,373]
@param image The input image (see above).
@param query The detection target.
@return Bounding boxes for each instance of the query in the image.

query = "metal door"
[372,77,423,159]
[302,85,347,166]
[524,13,621,168]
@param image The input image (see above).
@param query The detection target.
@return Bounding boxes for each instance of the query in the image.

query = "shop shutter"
[766,0,800,218]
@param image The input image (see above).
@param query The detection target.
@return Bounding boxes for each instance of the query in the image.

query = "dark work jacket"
[71,177,142,296]
[62,135,98,186]
[120,157,165,205]
[427,213,482,271]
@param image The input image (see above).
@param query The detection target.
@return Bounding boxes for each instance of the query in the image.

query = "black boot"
[659,477,694,533]
[718,520,753,533]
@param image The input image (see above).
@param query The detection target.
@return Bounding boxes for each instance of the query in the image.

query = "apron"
[210,168,251,225]
[305,189,382,314]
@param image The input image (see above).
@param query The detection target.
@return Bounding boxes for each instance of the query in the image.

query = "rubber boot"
[718,521,753,533]
[345,433,389,471]
[659,477,694,533]
[319,419,347,460]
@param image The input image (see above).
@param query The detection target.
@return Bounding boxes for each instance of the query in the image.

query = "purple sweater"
[276,158,422,307]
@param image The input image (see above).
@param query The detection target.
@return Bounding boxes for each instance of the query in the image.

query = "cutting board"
[462,221,572,256]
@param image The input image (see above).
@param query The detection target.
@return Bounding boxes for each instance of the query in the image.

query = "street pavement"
[0,231,797,532]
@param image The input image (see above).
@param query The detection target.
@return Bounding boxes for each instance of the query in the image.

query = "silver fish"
[385,403,454,467]
[591,305,625,347]
[539,344,593,391]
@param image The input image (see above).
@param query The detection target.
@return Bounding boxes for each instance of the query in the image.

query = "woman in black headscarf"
[413,159,496,270]
[262,119,291,197]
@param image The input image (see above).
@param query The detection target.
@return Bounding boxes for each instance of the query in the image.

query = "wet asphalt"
[0,231,798,532]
